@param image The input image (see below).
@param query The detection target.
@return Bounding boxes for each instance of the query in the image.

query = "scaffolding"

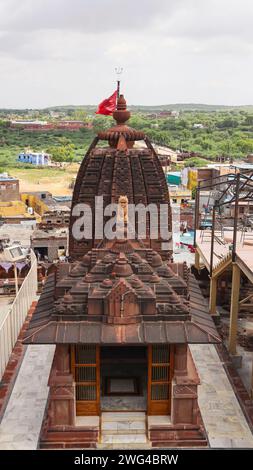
[194,169,253,387]
[194,170,253,275]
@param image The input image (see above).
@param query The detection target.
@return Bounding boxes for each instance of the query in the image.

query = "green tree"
[92,115,113,133]
[47,143,75,163]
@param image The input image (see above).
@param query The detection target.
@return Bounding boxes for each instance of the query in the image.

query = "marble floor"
[101,362,147,411]
[190,344,253,448]
[0,345,55,450]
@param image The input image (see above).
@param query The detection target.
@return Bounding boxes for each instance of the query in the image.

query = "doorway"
[71,344,173,416]
[101,346,147,412]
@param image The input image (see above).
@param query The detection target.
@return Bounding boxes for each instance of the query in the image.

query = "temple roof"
[23,91,220,346]
[23,274,220,344]
[24,238,220,344]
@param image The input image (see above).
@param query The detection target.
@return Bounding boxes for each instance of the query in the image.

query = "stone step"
[97,442,151,450]
[101,434,148,445]
[102,420,146,434]
[101,412,146,422]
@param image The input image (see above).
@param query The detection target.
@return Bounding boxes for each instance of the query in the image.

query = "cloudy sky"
[0,0,253,108]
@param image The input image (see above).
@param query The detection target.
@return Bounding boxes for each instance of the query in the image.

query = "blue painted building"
[17,152,51,166]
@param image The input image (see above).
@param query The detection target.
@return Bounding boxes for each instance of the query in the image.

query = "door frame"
[71,344,100,416]
[147,344,174,415]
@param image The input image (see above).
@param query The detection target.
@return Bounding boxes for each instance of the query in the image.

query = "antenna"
[115,66,123,99]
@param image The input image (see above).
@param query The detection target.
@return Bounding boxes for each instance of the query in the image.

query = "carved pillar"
[174,344,188,377]
[171,345,200,425]
[171,379,199,425]
[47,344,76,427]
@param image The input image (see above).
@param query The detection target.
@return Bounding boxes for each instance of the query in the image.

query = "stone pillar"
[209,276,217,315]
[174,344,188,377]
[228,263,240,355]
[171,345,200,425]
[47,344,76,427]
[171,380,199,425]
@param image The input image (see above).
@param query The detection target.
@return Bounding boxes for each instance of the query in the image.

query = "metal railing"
[0,250,38,381]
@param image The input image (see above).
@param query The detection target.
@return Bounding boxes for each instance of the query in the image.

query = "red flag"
[96,90,117,116]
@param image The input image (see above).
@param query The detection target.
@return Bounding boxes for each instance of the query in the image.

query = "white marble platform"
[190,344,253,448]
[0,345,55,450]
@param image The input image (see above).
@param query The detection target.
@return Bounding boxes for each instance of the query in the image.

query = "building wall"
[230,203,253,219]
[197,168,219,182]
[32,237,67,262]
[170,190,192,204]
[21,193,49,216]
[0,179,20,202]
[42,212,70,225]
[18,153,51,165]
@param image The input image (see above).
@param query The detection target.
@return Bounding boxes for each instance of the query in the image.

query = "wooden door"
[147,344,173,415]
[71,345,100,416]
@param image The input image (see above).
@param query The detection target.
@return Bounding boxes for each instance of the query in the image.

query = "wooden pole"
[209,277,217,315]
[194,183,200,247]
[228,263,240,355]
[210,203,216,277]
[14,262,18,296]
[194,249,200,270]
[232,173,240,262]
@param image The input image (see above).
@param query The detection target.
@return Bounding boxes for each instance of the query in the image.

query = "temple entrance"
[71,344,173,416]
[101,346,147,411]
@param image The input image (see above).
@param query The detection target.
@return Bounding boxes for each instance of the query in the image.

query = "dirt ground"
[9,164,79,196]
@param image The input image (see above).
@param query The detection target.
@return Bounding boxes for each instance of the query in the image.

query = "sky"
[0,0,253,108]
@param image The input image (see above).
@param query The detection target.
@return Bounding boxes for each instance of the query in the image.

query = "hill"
[2,103,253,114]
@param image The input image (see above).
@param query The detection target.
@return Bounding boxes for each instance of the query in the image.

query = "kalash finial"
[113,94,131,125]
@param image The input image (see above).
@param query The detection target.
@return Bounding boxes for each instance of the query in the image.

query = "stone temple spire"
[69,90,173,260]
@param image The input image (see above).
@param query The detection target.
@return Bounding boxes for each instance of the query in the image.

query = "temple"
[24,95,220,449]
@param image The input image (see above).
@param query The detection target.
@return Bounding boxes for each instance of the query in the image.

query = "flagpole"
[117,79,120,100]
[115,67,123,103]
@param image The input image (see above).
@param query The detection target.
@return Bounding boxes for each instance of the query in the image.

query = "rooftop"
[31,227,68,239]
[0,173,18,182]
